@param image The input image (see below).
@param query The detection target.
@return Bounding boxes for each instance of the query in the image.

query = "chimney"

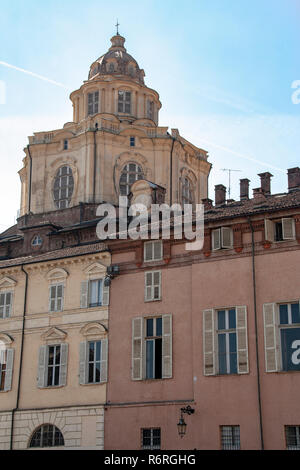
[258,172,273,195]
[253,187,266,203]
[287,167,300,192]
[202,198,213,210]
[240,178,250,200]
[215,184,226,205]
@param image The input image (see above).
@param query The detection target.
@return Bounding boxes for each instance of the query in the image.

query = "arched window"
[108,62,115,72]
[182,177,194,206]
[53,166,74,209]
[29,424,64,448]
[119,163,144,196]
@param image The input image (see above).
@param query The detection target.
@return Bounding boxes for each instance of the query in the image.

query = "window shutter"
[236,306,249,374]
[4,348,14,391]
[282,218,295,240]
[263,303,278,372]
[5,292,13,318]
[102,282,110,306]
[100,338,108,383]
[79,341,88,385]
[162,314,172,378]
[145,272,153,301]
[132,317,143,380]
[154,241,162,260]
[57,284,64,311]
[59,343,68,386]
[203,309,215,375]
[144,243,152,261]
[212,229,221,251]
[80,281,89,308]
[37,345,47,388]
[221,227,233,249]
[0,294,4,318]
[49,285,56,312]
[264,219,275,242]
[153,271,161,300]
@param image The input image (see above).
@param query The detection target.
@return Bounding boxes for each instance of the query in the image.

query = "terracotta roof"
[202,190,300,222]
[0,242,108,269]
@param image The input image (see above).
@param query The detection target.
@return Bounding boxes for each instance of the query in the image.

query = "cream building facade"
[0,32,211,449]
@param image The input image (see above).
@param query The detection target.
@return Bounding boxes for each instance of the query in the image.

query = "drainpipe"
[27,145,32,213]
[169,138,175,206]
[10,265,28,450]
[248,217,264,450]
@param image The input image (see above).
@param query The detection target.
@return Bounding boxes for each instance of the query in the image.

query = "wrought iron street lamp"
[177,405,195,438]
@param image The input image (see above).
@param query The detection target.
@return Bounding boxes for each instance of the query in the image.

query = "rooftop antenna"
[115,19,120,35]
[221,168,242,199]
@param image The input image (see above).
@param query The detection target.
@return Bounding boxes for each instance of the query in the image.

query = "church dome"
[88,34,145,85]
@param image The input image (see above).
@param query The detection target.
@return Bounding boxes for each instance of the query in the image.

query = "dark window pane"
[156,317,162,337]
[280,304,289,324]
[281,328,300,371]
[88,363,94,383]
[96,341,101,362]
[291,303,300,324]
[218,334,227,374]
[146,319,153,337]
[218,311,226,330]
[229,309,236,329]
[155,338,162,379]
[146,340,154,379]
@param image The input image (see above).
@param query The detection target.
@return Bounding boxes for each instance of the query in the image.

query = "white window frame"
[212,227,233,251]
[145,271,161,302]
[0,291,13,319]
[88,279,103,307]
[49,283,64,312]
[79,338,108,385]
[144,240,163,262]
[265,217,296,242]
[216,308,238,375]
[278,302,300,372]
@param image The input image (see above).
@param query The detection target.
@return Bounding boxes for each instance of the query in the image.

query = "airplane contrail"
[0,61,69,89]
[199,138,286,173]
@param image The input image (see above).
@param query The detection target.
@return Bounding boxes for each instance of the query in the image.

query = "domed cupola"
[88,34,145,85]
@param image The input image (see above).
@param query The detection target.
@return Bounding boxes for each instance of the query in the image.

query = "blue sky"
[0,0,299,229]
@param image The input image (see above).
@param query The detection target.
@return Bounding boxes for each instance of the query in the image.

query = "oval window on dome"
[53,165,74,209]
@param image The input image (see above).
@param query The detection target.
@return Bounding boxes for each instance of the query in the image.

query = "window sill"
[80,381,106,386]
[144,298,162,303]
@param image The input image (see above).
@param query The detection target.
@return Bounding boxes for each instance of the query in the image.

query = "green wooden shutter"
[203,309,215,375]
[236,306,249,374]
[263,303,278,372]
[162,314,172,378]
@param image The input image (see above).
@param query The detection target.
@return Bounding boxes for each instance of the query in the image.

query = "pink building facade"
[105,170,300,450]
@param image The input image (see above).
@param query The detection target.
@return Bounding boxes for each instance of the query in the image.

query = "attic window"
[32,235,43,246]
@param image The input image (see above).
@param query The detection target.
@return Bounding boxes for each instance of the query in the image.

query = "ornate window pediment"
[0,277,16,290]
[83,262,107,279]
[41,327,67,343]
[0,333,14,345]
[46,268,69,283]
[80,322,107,338]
